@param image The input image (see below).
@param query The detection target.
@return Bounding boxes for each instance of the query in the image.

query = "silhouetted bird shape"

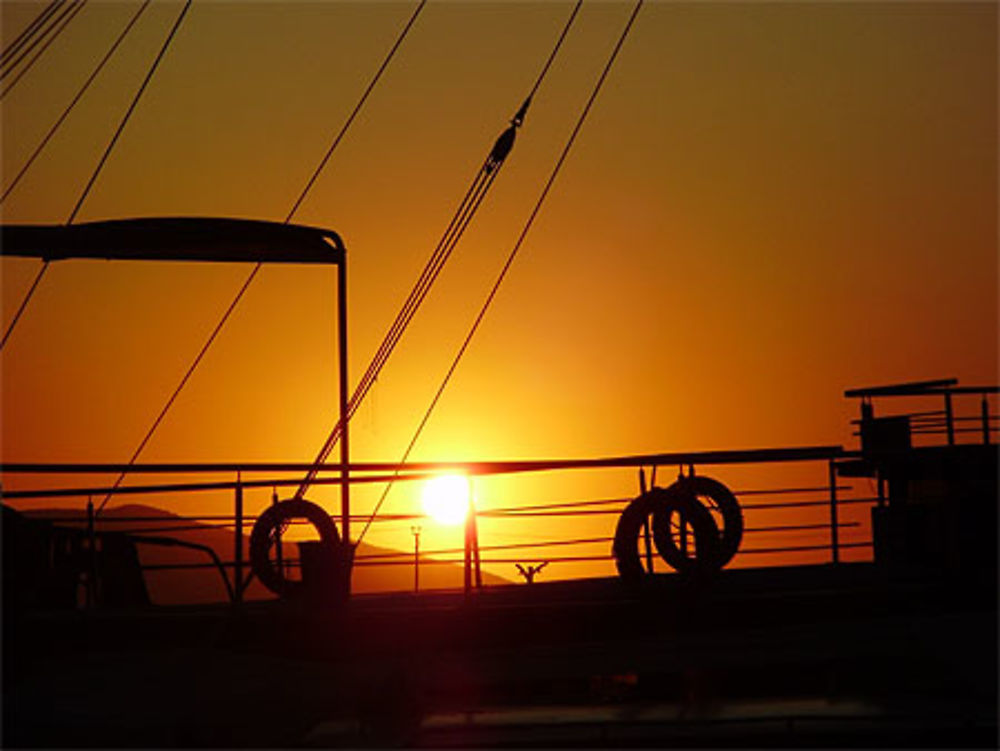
[514,561,548,584]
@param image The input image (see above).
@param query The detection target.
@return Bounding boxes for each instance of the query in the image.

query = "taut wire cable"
[1,0,88,98]
[1,0,63,64]
[63,0,195,513]
[0,0,75,78]
[1,0,153,204]
[0,0,160,354]
[92,1,426,513]
[293,0,585,502]
[355,0,644,544]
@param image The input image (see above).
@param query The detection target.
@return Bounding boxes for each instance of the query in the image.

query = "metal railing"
[3,446,877,605]
[846,378,998,448]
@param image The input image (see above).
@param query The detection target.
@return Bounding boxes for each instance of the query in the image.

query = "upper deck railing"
[845,377,998,448]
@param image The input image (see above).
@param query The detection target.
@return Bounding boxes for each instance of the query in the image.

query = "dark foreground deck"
[4,562,996,748]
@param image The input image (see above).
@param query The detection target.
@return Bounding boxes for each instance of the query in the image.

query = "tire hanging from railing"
[613,474,744,581]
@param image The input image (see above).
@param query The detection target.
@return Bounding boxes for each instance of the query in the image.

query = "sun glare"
[421,474,470,526]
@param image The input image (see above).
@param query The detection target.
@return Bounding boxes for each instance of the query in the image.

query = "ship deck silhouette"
[2,219,997,747]
[5,383,998,747]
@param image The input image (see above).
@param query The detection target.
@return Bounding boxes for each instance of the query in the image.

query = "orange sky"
[1,1,996,586]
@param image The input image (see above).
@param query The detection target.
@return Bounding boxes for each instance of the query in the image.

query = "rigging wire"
[64,0,193,513]
[0,0,63,64]
[0,0,88,99]
[291,141,506,500]
[285,0,427,223]
[0,0,71,76]
[0,264,49,351]
[1,0,152,205]
[356,0,644,546]
[91,1,425,513]
[1,0,181,357]
[293,0,584,502]
[68,0,191,226]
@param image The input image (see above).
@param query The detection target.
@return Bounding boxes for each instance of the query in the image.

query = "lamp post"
[411,525,421,593]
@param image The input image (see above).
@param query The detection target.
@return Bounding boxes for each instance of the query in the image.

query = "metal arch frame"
[0,215,352,547]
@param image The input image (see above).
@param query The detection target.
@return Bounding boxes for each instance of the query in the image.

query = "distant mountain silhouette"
[26,504,510,605]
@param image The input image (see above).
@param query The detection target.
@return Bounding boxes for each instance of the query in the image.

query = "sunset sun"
[421,474,470,526]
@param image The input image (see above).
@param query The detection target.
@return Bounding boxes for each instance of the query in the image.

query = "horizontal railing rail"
[7,448,879,603]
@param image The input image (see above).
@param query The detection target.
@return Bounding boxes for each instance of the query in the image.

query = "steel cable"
[0,0,73,77]
[356,0,644,545]
[1,0,152,204]
[292,160,501,499]
[1,0,63,64]
[295,0,585,502]
[1,0,88,98]
[92,2,425,513]
[0,0,160,354]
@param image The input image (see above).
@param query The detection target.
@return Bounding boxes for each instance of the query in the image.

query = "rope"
[0,0,158,352]
[292,155,503,500]
[1,0,153,204]
[294,0,586,502]
[74,0,193,513]
[0,0,62,64]
[285,0,427,223]
[356,0,644,545]
[96,270,257,514]
[94,1,423,513]
[0,0,88,98]
[68,0,191,225]
[0,0,74,79]
[526,0,582,101]
[0,263,49,351]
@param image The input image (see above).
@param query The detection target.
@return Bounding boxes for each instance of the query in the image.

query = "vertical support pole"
[982,395,990,445]
[642,518,654,574]
[338,261,350,547]
[944,392,955,446]
[272,489,283,577]
[86,496,96,609]
[463,512,472,598]
[828,459,839,564]
[411,525,421,593]
[472,508,482,589]
[234,472,243,605]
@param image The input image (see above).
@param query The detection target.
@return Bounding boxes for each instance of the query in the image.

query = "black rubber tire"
[613,485,721,580]
[249,499,340,598]
[652,475,743,571]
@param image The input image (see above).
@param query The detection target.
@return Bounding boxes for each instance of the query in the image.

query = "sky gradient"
[1,1,996,584]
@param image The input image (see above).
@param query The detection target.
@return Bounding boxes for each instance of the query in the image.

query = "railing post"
[234,472,243,605]
[944,392,955,445]
[642,517,654,574]
[272,489,283,578]
[463,511,472,599]
[86,496,96,608]
[411,525,421,593]
[982,396,990,445]
[472,509,482,589]
[828,459,839,564]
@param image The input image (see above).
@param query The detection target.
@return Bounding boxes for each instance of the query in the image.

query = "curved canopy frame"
[0,217,345,265]
[0,215,352,567]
